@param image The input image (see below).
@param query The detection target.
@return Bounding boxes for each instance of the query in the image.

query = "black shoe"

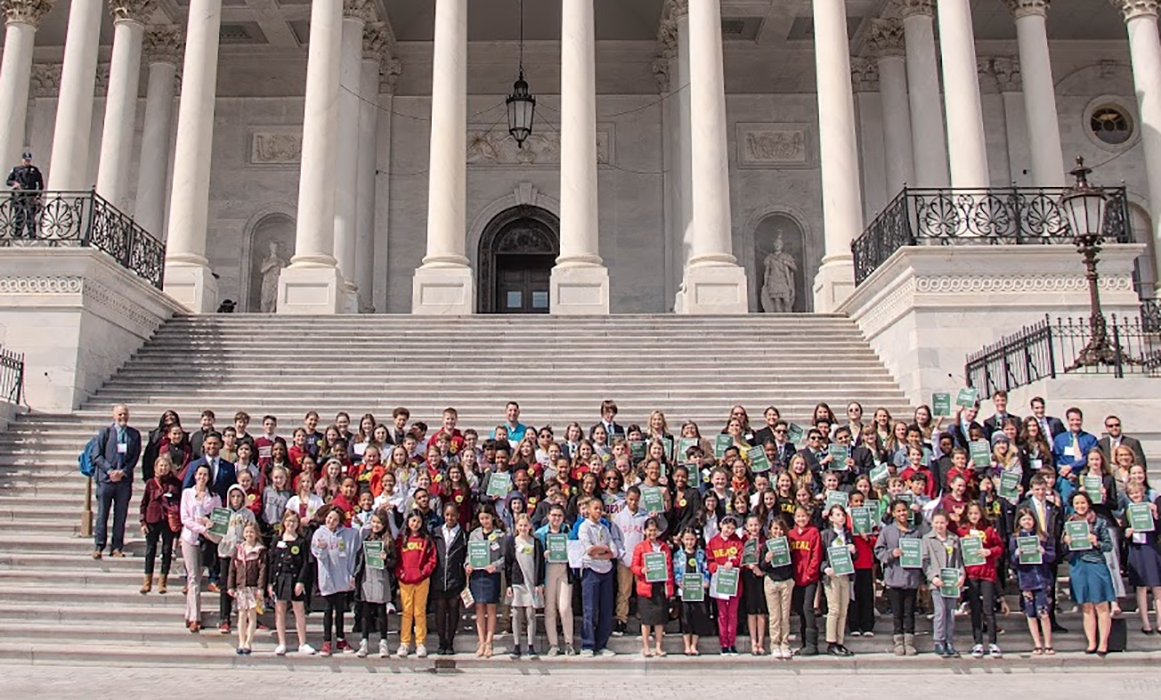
[836,644,854,657]
[721,647,730,655]
[729,646,739,655]
[1051,623,1069,634]
[796,645,819,657]
[510,646,523,660]
[827,643,841,656]
[612,622,626,637]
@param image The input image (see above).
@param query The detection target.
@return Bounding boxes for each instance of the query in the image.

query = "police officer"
[6,150,44,239]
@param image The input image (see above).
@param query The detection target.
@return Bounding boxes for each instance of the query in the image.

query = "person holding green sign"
[1121,483,1161,635]
[534,504,577,656]
[1010,507,1056,656]
[354,509,397,658]
[874,499,924,656]
[707,515,745,655]
[820,504,856,657]
[466,505,507,658]
[1064,492,1116,655]
[759,518,796,659]
[630,517,674,657]
[956,503,1004,659]
[179,462,222,633]
[673,527,714,655]
[921,510,964,658]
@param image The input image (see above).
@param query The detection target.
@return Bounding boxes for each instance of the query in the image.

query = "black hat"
[21,151,32,160]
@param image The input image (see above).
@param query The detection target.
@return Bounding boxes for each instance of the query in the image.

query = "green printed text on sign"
[208,508,230,537]
[364,540,385,569]
[468,540,491,569]
[546,533,569,563]
[1127,503,1155,532]
[1017,536,1043,565]
[629,440,647,462]
[968,440,991,468]
[932,393,951,417]
[998,471,1021,499]
[851,506,873,535]
[938,567,961,598]
[827,444,849,469]
[714,434,733,459]
[741,537,759,566]
[787,423,805,444]
[712,567,739,598]
[676,438,699,463]
[682,573,705,602]
[1065,520,1092,551]
[766,536,791,568]
[749,450,770,473]
[827,544,854,576]
[956,387,978,408]
[869,464,889,486]
[1083,475,1104,504]
[961,535,986,567]
[900,538,922,569]
[485,471,512,499]
[644,552,668,583]
[825,490,849,510]
[640,486,665,514]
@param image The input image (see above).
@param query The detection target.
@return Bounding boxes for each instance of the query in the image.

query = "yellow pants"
[399,579,431,647]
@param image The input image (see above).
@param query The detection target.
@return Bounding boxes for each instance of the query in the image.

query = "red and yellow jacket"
[788,524,822,586]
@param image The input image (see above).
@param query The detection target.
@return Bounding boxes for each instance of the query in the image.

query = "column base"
[812,256,856,313]
[412,265,475,315]
[163,261,219,313]
[277,265,344,315]
[677,264,749,314]
[673,285,686,314]
[339,280,359,315]
[550,264,610,315]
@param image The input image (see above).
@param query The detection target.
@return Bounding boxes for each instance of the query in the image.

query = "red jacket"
[956,524,1004,582]
[394,534,437,585]
[706,532,744,573]
[788,525,822,586]
[853,532,876,570]
[630,540,675,598]
[900,465,938,500]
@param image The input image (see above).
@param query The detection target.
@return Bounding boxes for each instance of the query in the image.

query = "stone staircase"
[0,313,1158,669]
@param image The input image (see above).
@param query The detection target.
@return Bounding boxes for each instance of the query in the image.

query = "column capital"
[343,0,375,23]
[143,23,184,65]
[1109,0,1160,21]
[894,0,935,19]
[363,21,401,94]
[3,0,53,26]
[29,62,61,97]
[851,56,880,92]
[665,0,688,19]
[989,56,1022,92]
[867,18,906,59]
[109,0,156,25]
[1003,0,1049,19]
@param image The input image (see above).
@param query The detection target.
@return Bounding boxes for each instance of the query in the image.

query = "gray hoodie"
[873,521,924,589]
[921,529,964,584]
[311,524,362,596]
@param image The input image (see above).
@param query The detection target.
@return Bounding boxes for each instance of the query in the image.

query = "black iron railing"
[0,346,24,405]
[853,186,1133,285]
[964,313,1161,395]
[1143,298,1161,333]
[0,190,165,289]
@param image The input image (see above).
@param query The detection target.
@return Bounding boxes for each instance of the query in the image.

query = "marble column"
[355,22,392,313]
[992,57,1032,186]
[937,0,989,188]
[852,57,886,220]
[164,0,222,312]
[96,1,153,209]
[896,0,949,187]
[553,0,610,314]
[679,0,747,314]
[868,18,915,197]
[413,0,472,314]
[46,0,101,191]
[134,24,181,241]
[672,1,694,311]
[0,0,52,175]
[810,0,863,312]
[1005,0,1065,186]
[1113,0,1161,298]
[278,0,345,314]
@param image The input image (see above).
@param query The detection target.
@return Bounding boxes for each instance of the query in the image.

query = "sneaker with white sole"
[357,640,369,658]
[989,644,1003,659]
[379,640,390,658]
[416,644,428,658]
[547,645,560,657]
[298,643,317,655]
[597,648,617,657]
[397,645,409,658]
[274,644,286,656]
[971,644,984,659]
[579,649,595,657]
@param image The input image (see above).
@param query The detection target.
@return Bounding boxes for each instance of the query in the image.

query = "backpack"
[78,429,105,478]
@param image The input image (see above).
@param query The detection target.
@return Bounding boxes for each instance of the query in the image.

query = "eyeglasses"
[774,429,787,434]
[808,435,821,441]
[1106,423,1120,429]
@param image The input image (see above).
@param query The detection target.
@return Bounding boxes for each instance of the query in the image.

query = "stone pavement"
[0,663,1157,700]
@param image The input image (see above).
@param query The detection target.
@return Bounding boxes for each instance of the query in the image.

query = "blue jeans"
[94,480,132,552]
[581,568,614,651]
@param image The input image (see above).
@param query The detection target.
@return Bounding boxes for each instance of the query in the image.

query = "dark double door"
[495,253,552,314]
[478,205,560,314]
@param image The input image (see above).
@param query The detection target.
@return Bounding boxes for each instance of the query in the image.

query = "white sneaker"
[379,640,390,658]
[274,644,286,656]
[357,640,369,658]
[416,644,428,658]
[579,649,595,657]
[547,645,560,657]
[298,643,316,655]
[989,644,1003,659]
[397,644,409,658]
[971,644,984,659]
[597,648,616,657]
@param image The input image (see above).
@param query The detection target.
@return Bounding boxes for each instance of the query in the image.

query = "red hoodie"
[394,533,437,585]
[706,532,744,572]
[956,524,1004,582]
[788,524,822,586]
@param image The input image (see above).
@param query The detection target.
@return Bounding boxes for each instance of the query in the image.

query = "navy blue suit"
[88,424,142,553]
[183,455,236,503]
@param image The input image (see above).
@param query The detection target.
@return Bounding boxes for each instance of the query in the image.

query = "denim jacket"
[672,546,709,590]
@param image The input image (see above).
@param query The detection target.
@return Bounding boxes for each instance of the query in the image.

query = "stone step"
[105,365,896,379]
[0,552,168,570]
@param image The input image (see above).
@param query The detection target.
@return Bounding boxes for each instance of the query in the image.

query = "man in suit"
[588,399,625,440]
[982,389,1020,441]
[89,404,142,559]
[1022,475,1068,633]
[947,405,982,451]
[798,428,832,475]
[183,432,236,502]
[1029,396,1065,443]
[189,409,216,461]
[1098,414,1148,470]
[757,420,797,468]
[1052,407,1098,480]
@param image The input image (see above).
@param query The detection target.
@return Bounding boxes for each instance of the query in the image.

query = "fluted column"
[163,0,221,312]
[1004,0,1065,186]
[278,0,345,314]
[679,0,748,314]
[356,22,392,313]
[937,0,989,187]
[96,1,153,209]
[811,0,863,312]
[1113,0,1161,298]
[412,0,472,314]
[0,0,52,174]
[46,0,101,191]
[896,0,949,187]
[868,18,915,196]
[552,0,610,314]
[134,24,181,240]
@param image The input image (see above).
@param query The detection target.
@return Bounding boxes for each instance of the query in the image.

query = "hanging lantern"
[506,0,535,148]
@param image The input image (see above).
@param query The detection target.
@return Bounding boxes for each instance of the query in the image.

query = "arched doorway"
[244,212,295,312]
[752,213,807,313]
[477,205,559,314]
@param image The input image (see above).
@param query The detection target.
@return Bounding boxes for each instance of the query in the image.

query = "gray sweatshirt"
[873,522,924,589]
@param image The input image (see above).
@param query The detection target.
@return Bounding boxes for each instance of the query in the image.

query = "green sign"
[955,387,978,408]
[749,450,770,473]
[712,567,739,598]
[644,552,668,583]
[675,438,699,463]
[640,486,665,514]
[932,393,952,417]
[900,538,922,569]
[766,536,791,568]
[1083,475,1104,504]
[961,535,986,567]
[468,540,491,569]
[208,508,230,538]
[938,567,962,598]
[786,423,805,444]
[866,499,884,523]
[851,506,873,535]
[998,470,1021,499]
[827,543,855,577]
[629,440,647,462]
[1065,520,1092,551]
[825,490,849,510]
[364,540,385,569]
[968,440,991,469]
[1017,535,1043,565]
[741,537,760,566]
[827,444,849,469]
[485,471,512,499]
[546,533,569,563]
[1128,503,1155,532]
[869,464,890,486]
[714,434,733,459]
[682,573,705,602]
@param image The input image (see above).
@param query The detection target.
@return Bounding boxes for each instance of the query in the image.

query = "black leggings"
[218,557,232,623]
[967,578,997,645]
[433,592,462,649]
[360,600,389,642]
[850,568,875,633]
[887,587,917,635]
[143,522,175,577]
[791,581,819,639]
[323,592,347,642]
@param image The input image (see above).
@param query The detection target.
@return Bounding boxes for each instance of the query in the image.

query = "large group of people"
[86,393,1161,660]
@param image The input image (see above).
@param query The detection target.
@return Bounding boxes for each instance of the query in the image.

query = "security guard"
[6,150,44,239]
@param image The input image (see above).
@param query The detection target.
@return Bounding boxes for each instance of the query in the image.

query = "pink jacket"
[180,487,222,546]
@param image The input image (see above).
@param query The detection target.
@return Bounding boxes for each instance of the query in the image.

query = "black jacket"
[431,524,468,595]
[501,535,546,588]
[6,164,43,191]
[267,535,311,586]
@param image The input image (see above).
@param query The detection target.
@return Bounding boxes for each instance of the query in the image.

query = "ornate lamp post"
[1060,156,1116,370]
[506,0,535,148]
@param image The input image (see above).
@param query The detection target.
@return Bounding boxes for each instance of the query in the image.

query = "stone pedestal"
[163,262,219,313]
[681,264,749,315]
[412,266,475,315]
[277,265,345,315]
[550,265,610,315]
[813,256,856,314]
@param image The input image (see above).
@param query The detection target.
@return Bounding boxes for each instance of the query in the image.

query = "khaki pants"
[615,562,634,624]
[763,577,795,649]
[399,579,430,647]
[544,564,574,647]
[824,575,851,645]
[181,540,202,624]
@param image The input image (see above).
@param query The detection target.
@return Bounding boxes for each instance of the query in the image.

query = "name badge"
[117,443,128,454]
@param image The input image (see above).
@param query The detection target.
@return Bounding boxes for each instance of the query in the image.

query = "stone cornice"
[894,0,935,19]
[343,0,375,23]
[2,0,53,26]
[867,18,905,59]
[1003,0,1049,19]
[1109,0,1160,21]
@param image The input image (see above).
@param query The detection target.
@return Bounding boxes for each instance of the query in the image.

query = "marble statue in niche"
[760,234,797,313]
[259,241,285,313]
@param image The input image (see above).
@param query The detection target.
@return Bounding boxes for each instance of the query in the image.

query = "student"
[311,506,362,656]
[922,510,964,658]
[1010,506,1055,655]
[431,502,468,656]
[847,491,876,637]
[504,513,546,659]
[758,516,795,660]
[354,509,397,658]
[180,463,221,633]
[611,486,652,637]
[216,484,256,634]
[261,466,293,546]
[740,513,768,655]
[394,509,437,658]
[535,504,577,655]
[578,496,619,657]
[228,521,267,655]
[628,517,673,657]
[138,456,182,595]
[1121,483,1161,634]
[1064,491,1116,655]
[673,526,713,656]
[467,504,506,658]
[875,499,924,656]
[820,504,855,657]
[788,505,822,656]
[957,502,1004,658]
[707,514,744,655]
[268,510,314,655]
